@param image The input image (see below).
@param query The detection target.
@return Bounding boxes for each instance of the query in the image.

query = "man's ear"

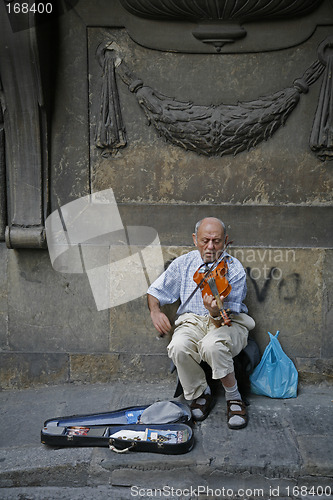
[192,233,197,247]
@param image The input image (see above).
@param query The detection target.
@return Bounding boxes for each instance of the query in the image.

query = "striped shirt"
[147,250,248,316]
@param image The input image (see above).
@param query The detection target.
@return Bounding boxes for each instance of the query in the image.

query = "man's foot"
[227,400,248,429]
[190,392,214,422]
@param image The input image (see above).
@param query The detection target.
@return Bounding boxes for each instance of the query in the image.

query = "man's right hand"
[150,310,172,337]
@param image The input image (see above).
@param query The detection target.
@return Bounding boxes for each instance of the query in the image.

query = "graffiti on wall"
[246,268,301,303]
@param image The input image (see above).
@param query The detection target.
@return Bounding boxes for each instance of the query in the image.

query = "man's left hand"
[203,293,224,316]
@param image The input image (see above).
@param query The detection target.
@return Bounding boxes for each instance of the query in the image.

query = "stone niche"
[89,27,332,210]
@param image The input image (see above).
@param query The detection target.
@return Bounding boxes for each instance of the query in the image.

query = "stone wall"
[0,0,332,388]
[0,243,332,389]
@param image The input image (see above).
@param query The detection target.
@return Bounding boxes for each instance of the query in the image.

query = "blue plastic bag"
[250,331,298,398]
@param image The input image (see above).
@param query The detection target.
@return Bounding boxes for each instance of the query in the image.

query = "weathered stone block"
[69,352,171,383]
[0,352,69,389]
[70,353,121,383]
[296,357,333,384]
[0,244,7,310]
[233,247,324,359]
[0,313,8,351]
[0,244,8,350]
[116,353,172,382]
[109,296,172,355]
[322,249,333,358]
[7,250,110,353]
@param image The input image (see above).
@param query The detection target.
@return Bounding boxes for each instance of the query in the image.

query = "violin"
[193,258,232,327]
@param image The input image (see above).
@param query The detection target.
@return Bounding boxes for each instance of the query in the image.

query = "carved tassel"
[310,38,333,161]
[95,49,126,156]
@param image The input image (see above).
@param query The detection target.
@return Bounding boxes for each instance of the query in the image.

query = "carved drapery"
[95,39,330,158]
[95,43,127,156]
[310,36,333,161]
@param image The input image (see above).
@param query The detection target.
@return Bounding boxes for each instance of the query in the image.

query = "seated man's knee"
[200,336,231,359]
[168,336,197,361]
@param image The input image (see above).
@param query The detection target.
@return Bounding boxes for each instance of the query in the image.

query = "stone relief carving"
[0,3,49,249]
[119,0,324,49]
[310,36,333,161]
[95,37,332,159]
[95,43,127,157]
[119,0,324,21]
[0,78,6,241]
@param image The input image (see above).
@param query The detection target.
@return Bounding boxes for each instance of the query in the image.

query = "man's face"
[193,219,225,263]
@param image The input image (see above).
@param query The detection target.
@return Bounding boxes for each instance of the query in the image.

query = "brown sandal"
[190,392,215,422]
[227,400,248,429]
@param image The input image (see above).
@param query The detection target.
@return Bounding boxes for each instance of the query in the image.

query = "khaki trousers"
[167,312,255,400]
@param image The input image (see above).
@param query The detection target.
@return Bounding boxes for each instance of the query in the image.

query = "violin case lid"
[41,400,194,455]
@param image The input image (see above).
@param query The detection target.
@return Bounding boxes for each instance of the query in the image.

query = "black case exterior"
[41,402,194,455]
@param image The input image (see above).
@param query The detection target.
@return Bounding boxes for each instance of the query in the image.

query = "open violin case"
[41,400,194,454]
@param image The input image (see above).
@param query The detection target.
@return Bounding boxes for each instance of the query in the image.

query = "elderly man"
[147,217,255,428]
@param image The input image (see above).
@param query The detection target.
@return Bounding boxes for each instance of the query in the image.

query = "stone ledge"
[1,351,332,390]
[0,352,172,390]
[296,357,333,384]
[0,352,69,390]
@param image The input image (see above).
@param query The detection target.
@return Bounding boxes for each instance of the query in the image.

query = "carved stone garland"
[95,37,333,160]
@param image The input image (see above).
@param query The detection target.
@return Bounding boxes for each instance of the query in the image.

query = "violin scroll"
[218,308,232,327]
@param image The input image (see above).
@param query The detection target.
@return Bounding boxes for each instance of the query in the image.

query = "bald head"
[194,218,225,239]
[193,217,226,263]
